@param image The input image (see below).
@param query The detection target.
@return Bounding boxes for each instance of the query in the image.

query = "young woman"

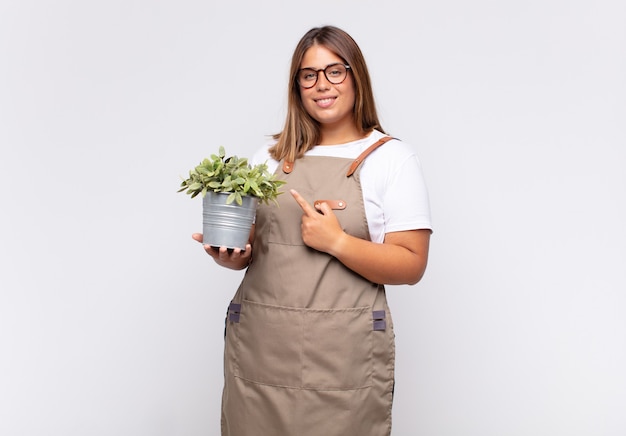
[193,25,432,436]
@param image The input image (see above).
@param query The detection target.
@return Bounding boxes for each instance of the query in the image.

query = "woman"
[193,25,432,436]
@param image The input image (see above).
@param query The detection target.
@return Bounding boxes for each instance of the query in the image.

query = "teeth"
[317,98,333,104]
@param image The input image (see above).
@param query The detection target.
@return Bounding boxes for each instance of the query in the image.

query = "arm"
[291,189,430,285]
[192,224,255,271]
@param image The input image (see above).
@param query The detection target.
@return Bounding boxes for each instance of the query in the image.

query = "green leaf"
[178,147,286,205]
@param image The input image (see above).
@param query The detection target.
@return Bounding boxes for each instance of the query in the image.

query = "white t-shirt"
[251,129,432,243]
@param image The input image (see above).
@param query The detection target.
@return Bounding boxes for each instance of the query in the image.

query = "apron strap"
[282,135,395,175]
[346,136,395,177]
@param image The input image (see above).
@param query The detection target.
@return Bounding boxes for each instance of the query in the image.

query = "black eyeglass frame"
[297,63,352,89]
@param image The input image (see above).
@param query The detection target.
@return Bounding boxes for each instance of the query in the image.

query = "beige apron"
[221,138,396,436]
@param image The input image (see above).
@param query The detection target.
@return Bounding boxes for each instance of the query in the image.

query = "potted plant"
[178,146,286,250]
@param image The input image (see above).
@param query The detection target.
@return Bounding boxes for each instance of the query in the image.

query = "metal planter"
[202,191,258,250]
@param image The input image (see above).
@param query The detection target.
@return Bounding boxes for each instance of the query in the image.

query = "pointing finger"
[290,189,316,216]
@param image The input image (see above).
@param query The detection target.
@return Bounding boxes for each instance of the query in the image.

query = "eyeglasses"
[297,63,351,89]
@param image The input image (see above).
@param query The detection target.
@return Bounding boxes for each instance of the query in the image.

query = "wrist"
[328,231,349,258]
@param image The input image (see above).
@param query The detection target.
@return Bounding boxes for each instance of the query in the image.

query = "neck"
[319,117,365,145]
[318,123,363,146]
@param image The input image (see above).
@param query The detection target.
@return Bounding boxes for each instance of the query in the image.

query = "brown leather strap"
[346,136,395,177]
[314,199,347,210]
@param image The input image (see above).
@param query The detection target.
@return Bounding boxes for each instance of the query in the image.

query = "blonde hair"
[270,26,385,162]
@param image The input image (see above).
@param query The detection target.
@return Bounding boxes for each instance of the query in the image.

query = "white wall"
[1,1,624,435]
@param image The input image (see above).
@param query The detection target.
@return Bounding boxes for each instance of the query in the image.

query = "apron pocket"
[233,300,373,390]
[233,300,303,388]
[301,306,373,390]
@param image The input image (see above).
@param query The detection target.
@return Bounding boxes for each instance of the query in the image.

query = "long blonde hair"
[270,26,385,162]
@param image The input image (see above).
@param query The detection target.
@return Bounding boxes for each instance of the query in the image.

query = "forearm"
[329,230,430,285]
[289,190,430,284]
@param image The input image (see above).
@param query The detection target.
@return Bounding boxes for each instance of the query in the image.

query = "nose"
[315,70,331,90]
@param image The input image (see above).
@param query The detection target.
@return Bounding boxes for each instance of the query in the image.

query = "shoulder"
[360,132,428,203]
[251,138,279,170]
[363,131,424,171]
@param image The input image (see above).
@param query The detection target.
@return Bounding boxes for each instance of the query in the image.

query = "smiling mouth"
[315,97,336,107]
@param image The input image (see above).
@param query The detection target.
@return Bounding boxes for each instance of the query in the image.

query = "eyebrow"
[299,62,343,70]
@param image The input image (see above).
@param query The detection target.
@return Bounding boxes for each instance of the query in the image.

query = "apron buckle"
[228,303,242,323]
[372,310,386,331]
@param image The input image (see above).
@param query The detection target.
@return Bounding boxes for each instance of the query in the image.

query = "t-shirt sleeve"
[383,153,432,233]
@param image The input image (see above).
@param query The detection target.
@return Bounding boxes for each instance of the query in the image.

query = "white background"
[1,1,625,435]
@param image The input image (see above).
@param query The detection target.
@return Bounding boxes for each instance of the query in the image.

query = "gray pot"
[202,191,258,250]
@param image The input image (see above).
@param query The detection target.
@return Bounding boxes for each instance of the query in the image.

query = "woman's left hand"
[290,189,345,254]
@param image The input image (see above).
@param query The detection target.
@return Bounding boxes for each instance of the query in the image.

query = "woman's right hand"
[192,233,252,270]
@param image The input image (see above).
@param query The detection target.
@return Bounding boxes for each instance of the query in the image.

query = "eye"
[300,69,317,81]
[327,66,343,77]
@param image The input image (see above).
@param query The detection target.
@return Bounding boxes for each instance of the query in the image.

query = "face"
[299,45,357,139]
